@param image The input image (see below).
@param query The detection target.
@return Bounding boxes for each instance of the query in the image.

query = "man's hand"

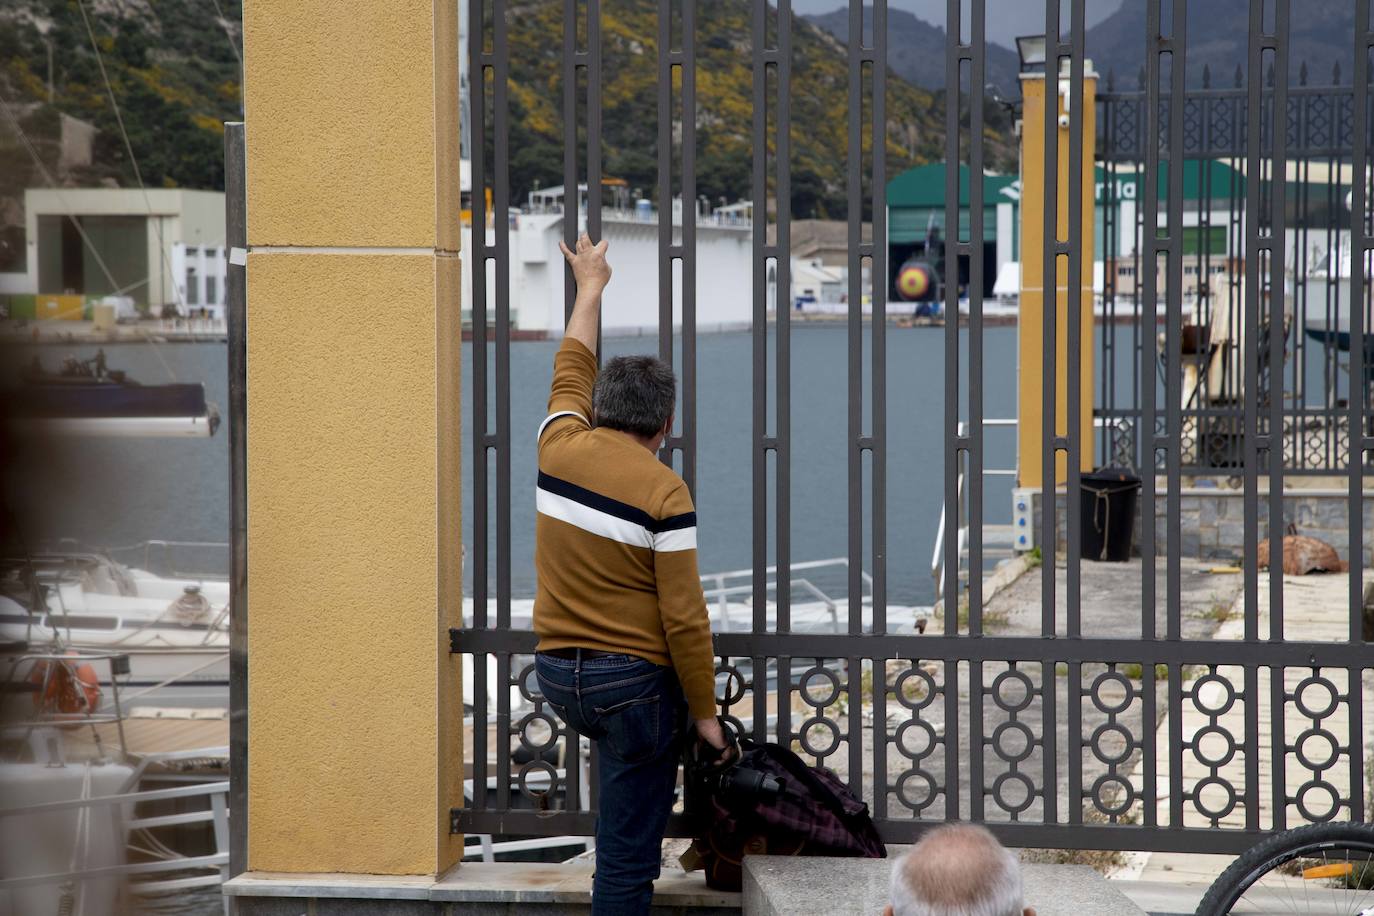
[695,717,741,767]
[559,232,611,293]
[560,233,608,352]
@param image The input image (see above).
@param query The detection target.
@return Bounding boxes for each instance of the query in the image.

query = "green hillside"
[0,0,1013,254]
[500,0,1015,218]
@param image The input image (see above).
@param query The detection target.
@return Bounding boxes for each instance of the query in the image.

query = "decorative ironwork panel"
[446,0,1372,859]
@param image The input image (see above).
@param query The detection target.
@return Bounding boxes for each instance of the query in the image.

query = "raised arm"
[540,234,610,443]
[559,232,610,353]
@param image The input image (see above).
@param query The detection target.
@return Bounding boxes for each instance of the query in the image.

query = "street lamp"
[1015,34,1047,73]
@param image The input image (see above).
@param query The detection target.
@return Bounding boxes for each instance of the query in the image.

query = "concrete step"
[742,857,1148,916]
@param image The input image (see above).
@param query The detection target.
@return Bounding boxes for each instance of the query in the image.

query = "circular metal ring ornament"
[799,716,841,757]
[1089,670,1134,715]
[895,769,937,812]
[894,667,937,711]
[716,665,747,706]
[1191,775,1238,821]
[1191,724,1238,769]
[517,663,542,703]
[1293,675,1340,721]
[991,668,1035,713]
[800,665,841,708]
[992,721,1035,763]
[517,711,560,753]
[1294,727,1341,772]
[1090,774,1135,818]
[895,718,937,760]
[1295,780,1340,822]
[1089,721,1134,766]
[992,771,1036,814]
[517,760,559,801]
[1190,673,1237,717]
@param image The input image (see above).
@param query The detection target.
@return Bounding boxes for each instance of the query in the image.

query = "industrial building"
[0,187,227,319]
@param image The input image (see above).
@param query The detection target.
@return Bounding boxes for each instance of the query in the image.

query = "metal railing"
[1096,58,1374,476]
[453,0,1370,856]
[0,650,231,908]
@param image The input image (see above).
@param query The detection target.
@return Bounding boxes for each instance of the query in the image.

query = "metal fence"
[454,0,1371,854]
[1097,49,1374,476]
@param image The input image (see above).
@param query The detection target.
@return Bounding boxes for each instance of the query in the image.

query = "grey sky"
[792,0,1125,49]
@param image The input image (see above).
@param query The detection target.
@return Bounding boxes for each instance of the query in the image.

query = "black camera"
[687,719,785,804]
[706,763,784,803]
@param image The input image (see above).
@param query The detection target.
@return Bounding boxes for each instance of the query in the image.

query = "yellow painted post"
[1017,67,1097,488]
[242,0,463,877]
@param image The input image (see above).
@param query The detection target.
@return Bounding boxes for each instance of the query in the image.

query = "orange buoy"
[28,654,102,715]
[896,261,933,301]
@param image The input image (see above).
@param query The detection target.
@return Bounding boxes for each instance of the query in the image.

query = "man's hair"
[592,355,676,438]
[889,824,1023,916]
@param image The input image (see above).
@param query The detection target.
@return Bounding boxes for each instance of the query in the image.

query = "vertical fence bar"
[1140,7,1160,653]
[562,0,578,323]
[966,1,985,636]
[941,1,962,820]
[1040,0,1062,825]
[1349,0,1371,822]
[1141,0,1174,830]
[776,0,792,640]
[1065,1,1085,641]
[1267,2,1289,644]
[844,0,867,795]
[1241,0,1267,833]
[1064,0,1086,826]
[224,120,247,878]
[1267,0,1292,833]
[870,0,886,644]
[587,0,602,244]
[749,0,783,744]
[775,0,793,747]
[491,0,513,813]
[1040,0,1059,640]
[940,11,960,645]
[1163,0,1185,651]
[469,0,492,809]
[846,0,864,641]
[681,0,697,494]
[658,0,698,492]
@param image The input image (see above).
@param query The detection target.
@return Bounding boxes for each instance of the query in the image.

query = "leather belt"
[542,647,621,660]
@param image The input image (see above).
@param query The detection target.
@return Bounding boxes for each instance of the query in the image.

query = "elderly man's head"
[884,824,1035,916]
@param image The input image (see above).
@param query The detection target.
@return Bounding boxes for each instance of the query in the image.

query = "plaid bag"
[681,738,886,891]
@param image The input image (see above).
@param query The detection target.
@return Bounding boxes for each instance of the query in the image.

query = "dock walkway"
[1121,569,1374,890]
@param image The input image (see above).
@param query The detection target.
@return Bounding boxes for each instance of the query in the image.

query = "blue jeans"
[535,651,688,916]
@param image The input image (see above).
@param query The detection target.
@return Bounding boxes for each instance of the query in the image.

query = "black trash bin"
[1080,467,1141,562]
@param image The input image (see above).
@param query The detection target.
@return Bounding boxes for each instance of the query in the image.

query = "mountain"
[1083,0,1355,88]
[804,6,1021,97]
[499,0,1015,219]
[0,0,1015,234]
[0,1,243,190]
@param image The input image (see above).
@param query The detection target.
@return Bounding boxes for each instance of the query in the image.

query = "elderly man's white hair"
[886,823,1027,916]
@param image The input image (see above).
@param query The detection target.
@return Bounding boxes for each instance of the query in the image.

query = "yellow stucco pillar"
[242,0,463,876]
[1017,68,1097,488]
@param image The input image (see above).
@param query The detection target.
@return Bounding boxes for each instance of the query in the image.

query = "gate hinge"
[450,808,462,834]
[448,627,462,654]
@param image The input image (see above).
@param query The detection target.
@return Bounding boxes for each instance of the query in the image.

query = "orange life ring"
[28,655,102,715]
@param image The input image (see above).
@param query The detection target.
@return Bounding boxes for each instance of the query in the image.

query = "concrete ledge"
[225,863,741,915]
[741,857,1149,916]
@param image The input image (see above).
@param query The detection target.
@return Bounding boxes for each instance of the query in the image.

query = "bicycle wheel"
[1197,822,1374,915]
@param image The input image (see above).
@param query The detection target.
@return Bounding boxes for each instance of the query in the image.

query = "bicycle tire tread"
[1195,822,1374,915]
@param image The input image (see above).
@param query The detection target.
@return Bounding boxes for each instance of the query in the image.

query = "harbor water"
[5,322,1144,611]
[2,321,1140,915]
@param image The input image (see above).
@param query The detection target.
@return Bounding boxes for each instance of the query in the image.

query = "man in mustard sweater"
[534,233,726,915]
